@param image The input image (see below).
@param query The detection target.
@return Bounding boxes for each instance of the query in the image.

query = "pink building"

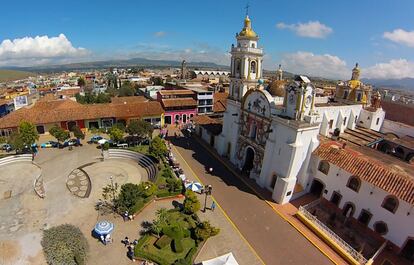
[157,89,197,125]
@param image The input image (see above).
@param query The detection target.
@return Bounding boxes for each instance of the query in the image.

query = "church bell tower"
[229,14,264,102]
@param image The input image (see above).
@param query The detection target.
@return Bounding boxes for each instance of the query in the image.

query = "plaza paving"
[0,134,262,265]
[169,133,335,265]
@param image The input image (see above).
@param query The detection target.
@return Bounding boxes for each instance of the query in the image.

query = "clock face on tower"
[305,95,312,107]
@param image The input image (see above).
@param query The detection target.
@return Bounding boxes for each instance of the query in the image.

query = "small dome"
[238,16,258,38]
[268,80,286,97]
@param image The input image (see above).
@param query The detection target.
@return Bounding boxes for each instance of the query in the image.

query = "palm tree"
[156,208,168,225]
[151,220,163,237]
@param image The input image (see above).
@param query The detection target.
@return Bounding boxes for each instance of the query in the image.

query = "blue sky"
[1,0,414,79]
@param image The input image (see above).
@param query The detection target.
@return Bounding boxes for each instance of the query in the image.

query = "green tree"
[112,122,126,132]
[166,178,182,192]
[75,93,86,104]
[95,92,111,103]
[77,77,86,87]
[183,190,200,214]
[114,183,141,213]
[118,81,134,97]
[149,136,168,160]
[109,127,124,143]
[41,224,89,265]
[72,126,85,140]
[194,221,220,241]
[10,121,39,150]
[127,120,153,138]
[49,125,70,143]
[138,181,157,198]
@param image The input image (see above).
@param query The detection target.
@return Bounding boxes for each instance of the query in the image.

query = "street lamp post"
[203,185,212,212]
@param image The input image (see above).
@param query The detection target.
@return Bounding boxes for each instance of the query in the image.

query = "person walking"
[211,201,216,212]
[124,236,130,247]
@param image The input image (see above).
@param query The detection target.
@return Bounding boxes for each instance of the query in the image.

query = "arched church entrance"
[310,179,324,197]
[342,202,355,218]
[242,147,255,175]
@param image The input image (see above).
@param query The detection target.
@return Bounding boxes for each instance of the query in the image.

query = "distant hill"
[362,78,414,91]
[4,57,229,72]
[0,69,34,82]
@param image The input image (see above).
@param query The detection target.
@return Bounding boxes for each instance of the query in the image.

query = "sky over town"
[1,0,414,79]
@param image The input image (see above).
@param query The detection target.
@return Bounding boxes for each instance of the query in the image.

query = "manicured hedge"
[173,239,184,253]
[155,235,172,249]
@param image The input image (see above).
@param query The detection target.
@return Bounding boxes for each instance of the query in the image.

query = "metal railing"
[298,205,368,264]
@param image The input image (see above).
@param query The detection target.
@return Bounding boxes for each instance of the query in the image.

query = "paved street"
[170,135,334,265]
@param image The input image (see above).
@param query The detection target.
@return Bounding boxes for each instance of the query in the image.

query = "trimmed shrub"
[184,247,198,263]
[41,224,89,265]
[163,224,184,240]
[154,235,172,249]
[194,221,220,242]
[183,190,200,214]
[173,239,184,253]
[173,258,190,265]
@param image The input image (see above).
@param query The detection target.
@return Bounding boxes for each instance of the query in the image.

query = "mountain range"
[362,78,414,91]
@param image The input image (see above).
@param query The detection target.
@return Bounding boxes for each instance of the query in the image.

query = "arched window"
[382,195,399,213]
[318,160,330,175]
[346,176,361,192]
[374,221,388,235]
[250,61,256,74]
[251,43,256,48]
[235,59,241,74]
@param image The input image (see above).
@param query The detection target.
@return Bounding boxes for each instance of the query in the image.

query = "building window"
[357,209,372,226]
[250,61,257,74]
[376,117,380,125]
[343,117,347,126]
[381,195,399,213]
[329,119,334,129]
[318,160,330,175]
[374,221,388,235]
[235,59,241,74]
[251,43,256,48]
[355,115,358,123]
[346,176,361,192]
[357,93,362,102]
[343,90,349,99]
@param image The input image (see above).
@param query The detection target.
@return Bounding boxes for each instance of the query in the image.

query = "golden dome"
[238,16,258,38]
[268,80,286,97]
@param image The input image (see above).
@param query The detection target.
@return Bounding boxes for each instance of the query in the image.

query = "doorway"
[310,179,325,197]
[330,191,342,206]
[401,239,414,261]
[182,114,187,123]
[165,116,172,125]
[342,202,355,218]
[36,125,45,134]
[242,147,255,174]
[67,121,77,131]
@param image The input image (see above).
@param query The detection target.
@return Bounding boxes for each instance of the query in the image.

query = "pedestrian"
[211,201,216,212]
[100,235,105,245]
[124,236,130,247]
[123,211,128,222]
[133,239,138,245]
[105,234,111,244]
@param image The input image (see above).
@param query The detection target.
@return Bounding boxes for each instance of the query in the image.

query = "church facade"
[216,15,386,204]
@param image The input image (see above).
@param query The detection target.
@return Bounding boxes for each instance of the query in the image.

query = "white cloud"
[0,34,88,66]
[281,51,348,79]
[276,21,333,39]
[363,59,414,79]
[153,31,166,37]
[383,29,414,47]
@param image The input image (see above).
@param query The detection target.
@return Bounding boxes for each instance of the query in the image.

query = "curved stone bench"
[66,167,92,198]
[107,149,158,182]
[0,154,32,167]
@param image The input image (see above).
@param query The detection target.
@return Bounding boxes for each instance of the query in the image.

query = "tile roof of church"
[314,141,414,204]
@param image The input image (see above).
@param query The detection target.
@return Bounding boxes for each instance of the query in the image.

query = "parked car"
[41,141,59,148]
[87,135,103,144]
[61,139,81,148]
[1,143,12,152]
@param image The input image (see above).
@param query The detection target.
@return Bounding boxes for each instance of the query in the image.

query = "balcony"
[231,46,263,54]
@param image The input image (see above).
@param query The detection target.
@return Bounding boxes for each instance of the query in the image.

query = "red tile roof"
[111,96,148,104]
[213,92,228,113]
[0,99,164,129]
[159,89,195,96]
[314,142,414,205]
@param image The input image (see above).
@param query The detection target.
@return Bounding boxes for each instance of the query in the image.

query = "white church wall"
[357,108,385,132]
[315,105,362,136]
[308,157,414,248]
[217,100,241,161]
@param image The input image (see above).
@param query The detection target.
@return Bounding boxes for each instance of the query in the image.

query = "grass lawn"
[129,145,149,155]
[136,235,196,265]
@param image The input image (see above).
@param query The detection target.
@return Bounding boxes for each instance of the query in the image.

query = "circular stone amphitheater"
[0,145,157,264]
